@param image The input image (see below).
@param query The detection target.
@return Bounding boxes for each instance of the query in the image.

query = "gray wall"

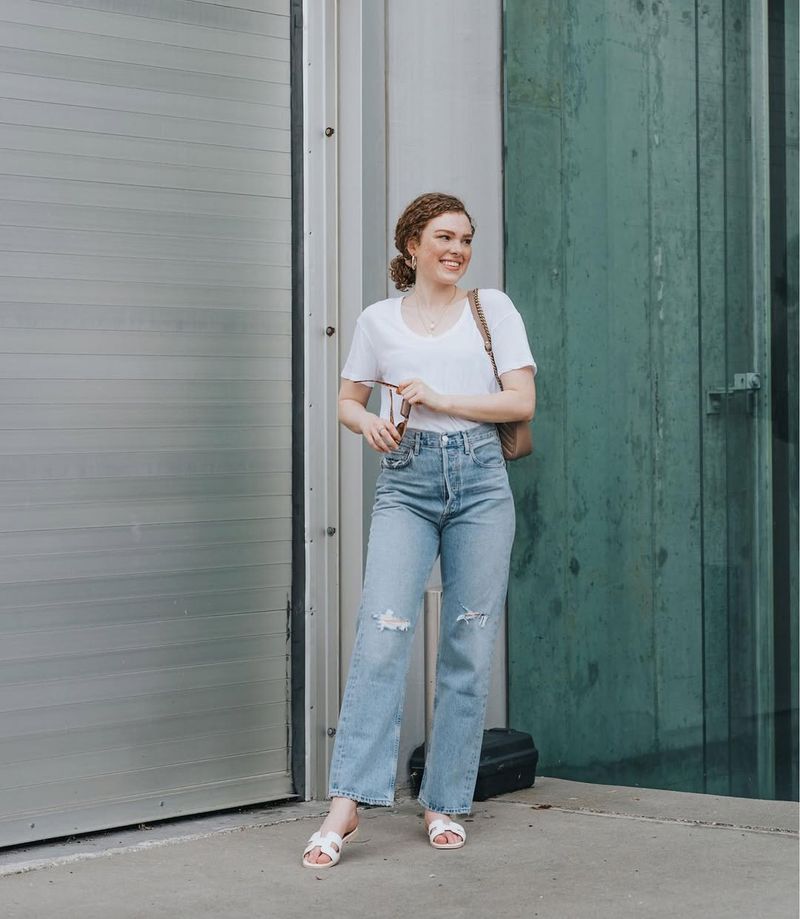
[0,0,295,845]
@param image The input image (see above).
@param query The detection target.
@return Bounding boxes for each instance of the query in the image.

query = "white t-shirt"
[340,288,537,433]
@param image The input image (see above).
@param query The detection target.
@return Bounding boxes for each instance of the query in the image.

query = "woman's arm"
[398,367,536,424]
[338,380,403,452]
[337,380,372,433]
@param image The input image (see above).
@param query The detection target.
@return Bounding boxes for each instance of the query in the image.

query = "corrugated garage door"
[0,0,295,846]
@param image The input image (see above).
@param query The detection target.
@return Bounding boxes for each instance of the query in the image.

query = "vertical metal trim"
[338,0,368,687]
[500,0,510,729]
[303,0,340,801]
[289,0,306,799]
[767,0,796,802]
[749,0,776,800]
[692,0,709,794]
[721,0,734,790]
[383,0,390,293]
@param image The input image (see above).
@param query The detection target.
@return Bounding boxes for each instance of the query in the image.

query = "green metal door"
[503,0,798,798]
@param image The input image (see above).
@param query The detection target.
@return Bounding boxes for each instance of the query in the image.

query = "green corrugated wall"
[503,0,798,798]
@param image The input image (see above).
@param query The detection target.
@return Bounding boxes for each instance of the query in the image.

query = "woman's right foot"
[302,797,359,866]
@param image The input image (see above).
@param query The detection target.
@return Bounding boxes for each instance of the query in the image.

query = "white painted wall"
[386,3,505,289]
[336,0,506,799]
[385,0,507,788]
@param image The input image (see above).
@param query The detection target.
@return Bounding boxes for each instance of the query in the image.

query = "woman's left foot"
[424,810,465,846]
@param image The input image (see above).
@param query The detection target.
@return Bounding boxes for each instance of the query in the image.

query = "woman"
[302,192,537,867]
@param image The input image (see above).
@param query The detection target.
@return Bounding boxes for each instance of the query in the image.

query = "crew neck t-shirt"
[340,288,537,434]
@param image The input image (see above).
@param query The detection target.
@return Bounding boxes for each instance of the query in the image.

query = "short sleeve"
[340,318,378,387]
[491,310,538,377]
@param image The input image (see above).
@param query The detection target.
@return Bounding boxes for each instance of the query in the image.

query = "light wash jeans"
[328,422,516,814]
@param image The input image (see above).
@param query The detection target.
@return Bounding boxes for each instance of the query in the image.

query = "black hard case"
[408,727,538,801]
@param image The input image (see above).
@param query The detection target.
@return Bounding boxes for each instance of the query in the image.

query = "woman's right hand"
[360,413,402,453]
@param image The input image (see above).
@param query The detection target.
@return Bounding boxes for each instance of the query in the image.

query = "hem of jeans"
[328,788,395,807]
[417,794,472,816]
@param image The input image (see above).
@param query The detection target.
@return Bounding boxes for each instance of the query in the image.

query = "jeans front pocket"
[469,437,505,468]
[380,446,413,470]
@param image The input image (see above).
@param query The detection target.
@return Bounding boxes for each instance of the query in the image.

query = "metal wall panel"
[0,0,294,846]
[504,0,793,798]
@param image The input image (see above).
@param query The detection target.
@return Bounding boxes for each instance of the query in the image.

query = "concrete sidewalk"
[1,777,797,918]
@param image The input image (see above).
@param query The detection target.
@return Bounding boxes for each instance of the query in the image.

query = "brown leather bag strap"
[468,289,503,390]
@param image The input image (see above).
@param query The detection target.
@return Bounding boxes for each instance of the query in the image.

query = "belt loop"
[462,428,471,454]
[414,430,421,455]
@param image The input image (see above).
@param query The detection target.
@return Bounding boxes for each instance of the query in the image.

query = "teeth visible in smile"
[441,260,460,269]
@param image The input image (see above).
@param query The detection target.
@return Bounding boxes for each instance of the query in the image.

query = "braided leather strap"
[467,289,533,461]
[471,291,503,388]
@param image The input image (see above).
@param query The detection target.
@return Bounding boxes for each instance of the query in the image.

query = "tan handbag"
[467,288,534,461]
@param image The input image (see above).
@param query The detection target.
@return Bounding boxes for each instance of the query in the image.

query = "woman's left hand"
[396,378,446,413]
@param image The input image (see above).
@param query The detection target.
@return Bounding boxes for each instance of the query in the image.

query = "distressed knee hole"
[372,609,410,632]
[456,604,488,627]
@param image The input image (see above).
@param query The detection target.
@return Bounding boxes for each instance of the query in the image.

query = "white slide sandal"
[427,818,466,849]
[301,826,359,868]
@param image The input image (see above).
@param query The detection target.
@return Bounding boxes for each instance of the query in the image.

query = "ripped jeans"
[327,422,516,815]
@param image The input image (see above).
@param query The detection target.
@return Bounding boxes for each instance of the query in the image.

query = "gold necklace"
[413,287,459,335]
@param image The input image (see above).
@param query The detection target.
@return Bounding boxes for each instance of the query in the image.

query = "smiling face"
[407,211,473,287]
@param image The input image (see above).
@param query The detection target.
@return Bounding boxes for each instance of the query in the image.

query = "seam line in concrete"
[493,799,799,838]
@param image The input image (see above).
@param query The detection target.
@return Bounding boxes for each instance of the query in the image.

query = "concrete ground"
[1,777,797,919]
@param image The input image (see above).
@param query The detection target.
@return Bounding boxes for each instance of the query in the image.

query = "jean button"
[441,434,448,444]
